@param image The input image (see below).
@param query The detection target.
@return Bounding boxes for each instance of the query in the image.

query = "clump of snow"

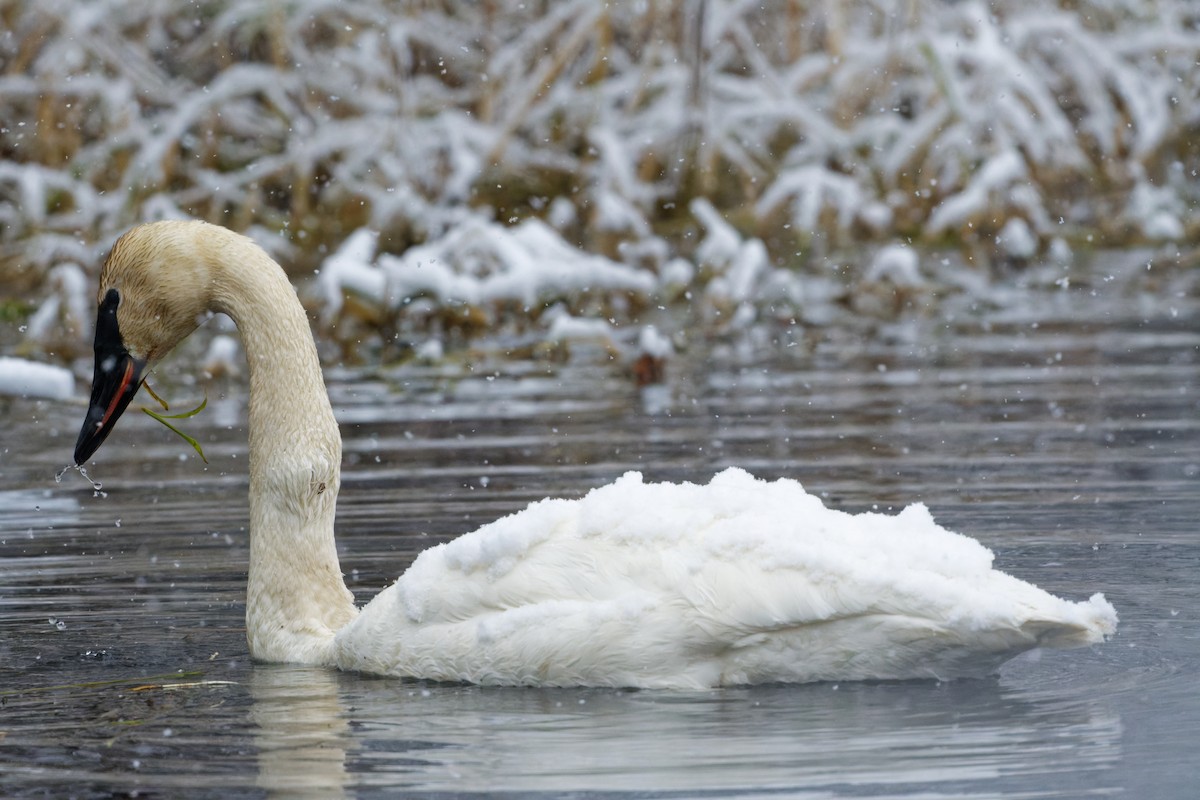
[756,166,875,241]
[201,335,241,379]
[659,258,695,292]
[637,325,673,360]
[1047,237,1073,266]
[316,228,383,324]
[419,467,1009,589]
[926,151,1027,236]
[543,305,616,345]
[414,338,445,362]
[319,215,658,335]
[0,357,74,400]
[691,199,743,274]
[547,197,578,231]
[691,200,773,323]
[865,244,923,287]
[1126,177,1184,241]
[690,199,851,329]
[24,263,90,347]
[1140,212,1184,242]
[995,218,1039,260]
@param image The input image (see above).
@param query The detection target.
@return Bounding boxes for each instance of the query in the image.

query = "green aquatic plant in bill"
[141,382,208,463]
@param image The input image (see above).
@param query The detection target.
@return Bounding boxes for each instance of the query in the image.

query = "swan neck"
[214,244,357,665]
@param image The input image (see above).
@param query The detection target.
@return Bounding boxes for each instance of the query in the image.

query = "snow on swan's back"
[336,468,1116,688]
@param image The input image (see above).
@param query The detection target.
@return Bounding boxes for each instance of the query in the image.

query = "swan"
[73,220,1117,688]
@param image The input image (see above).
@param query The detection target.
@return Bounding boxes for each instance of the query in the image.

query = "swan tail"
[1025,592,1118,648]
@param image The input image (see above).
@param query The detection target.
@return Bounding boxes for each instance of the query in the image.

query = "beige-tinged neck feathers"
[78,221,355,663]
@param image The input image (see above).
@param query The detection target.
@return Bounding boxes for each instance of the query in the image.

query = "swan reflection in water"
[249,666,351,799]
[245,663,1122,795]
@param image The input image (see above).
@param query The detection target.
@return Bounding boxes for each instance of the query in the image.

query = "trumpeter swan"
[73,221,1116,688]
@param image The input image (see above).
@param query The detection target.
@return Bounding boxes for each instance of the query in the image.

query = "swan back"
[335,469,1116,687]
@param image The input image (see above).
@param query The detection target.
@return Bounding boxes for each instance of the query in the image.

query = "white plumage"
[335,469,1115,687]
[75,221,1117,689]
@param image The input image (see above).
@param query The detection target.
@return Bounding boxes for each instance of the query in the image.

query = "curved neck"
[212,242,357,664]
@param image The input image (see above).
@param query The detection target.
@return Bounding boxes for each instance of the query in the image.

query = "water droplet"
[56,464,103,492]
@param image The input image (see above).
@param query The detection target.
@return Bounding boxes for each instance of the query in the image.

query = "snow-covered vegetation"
[2,0,1197,362]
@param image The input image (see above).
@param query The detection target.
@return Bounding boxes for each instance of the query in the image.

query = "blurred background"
[1,0,1197,369]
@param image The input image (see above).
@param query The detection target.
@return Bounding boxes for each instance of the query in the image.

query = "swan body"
[74,221,1117,688]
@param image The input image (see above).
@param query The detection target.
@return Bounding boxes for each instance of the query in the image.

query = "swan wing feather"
[334,469,1115,687]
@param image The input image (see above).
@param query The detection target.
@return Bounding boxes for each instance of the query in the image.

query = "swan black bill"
[74,288,146,465]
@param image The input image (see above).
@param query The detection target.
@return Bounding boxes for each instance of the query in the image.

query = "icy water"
[1,263,1197,798]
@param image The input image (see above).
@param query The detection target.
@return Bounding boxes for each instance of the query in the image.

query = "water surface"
[1,258,1197,798]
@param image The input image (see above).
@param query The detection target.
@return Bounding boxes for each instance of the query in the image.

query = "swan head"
[74,221,224,464]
